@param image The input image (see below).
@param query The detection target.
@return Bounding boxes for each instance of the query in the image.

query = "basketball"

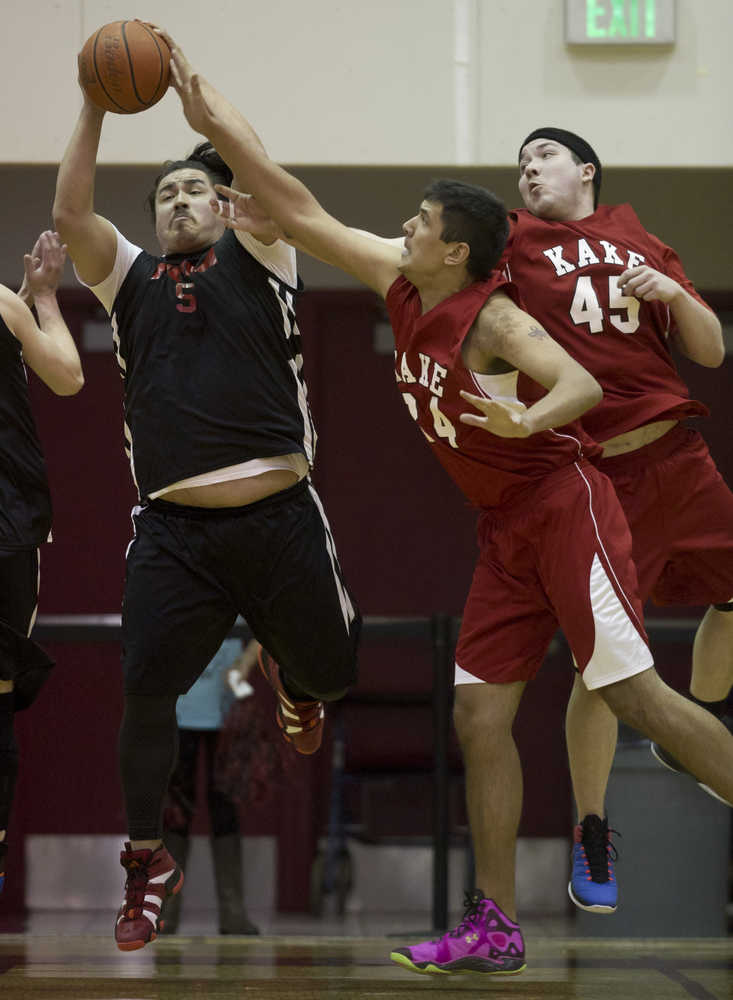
[78,20,170,114]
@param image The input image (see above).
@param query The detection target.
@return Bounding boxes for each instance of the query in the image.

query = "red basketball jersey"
[385,274,600,509]
[498,204,710,441]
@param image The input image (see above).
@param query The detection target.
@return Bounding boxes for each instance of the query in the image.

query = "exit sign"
[566,0,676,45]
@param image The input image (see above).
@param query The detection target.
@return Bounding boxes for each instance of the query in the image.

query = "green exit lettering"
[586,0,657,39]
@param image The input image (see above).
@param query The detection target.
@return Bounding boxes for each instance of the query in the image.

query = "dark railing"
[32,613,697,931]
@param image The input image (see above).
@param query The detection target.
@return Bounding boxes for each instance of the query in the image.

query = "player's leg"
[634,429,733,786]
[391,678,528,977]
[689,602,733,787]
[564,439,677,910]
[599,667,733,806]
[454,679,526,919]
[116,504,237,950]
[691,602,733,707]
[0,679,14,895]
[541,463,652,915]
[261,481,360,698]
[682,431,733,711]
[0,548,52,895]
[650,604,733,790]
[565,675,617,822]
[391,510,555,977]
[564,677,621,913]
[233,480,361,754]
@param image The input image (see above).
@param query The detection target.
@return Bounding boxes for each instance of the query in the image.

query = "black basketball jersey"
[110,229,316,499]
[0,315,52,547]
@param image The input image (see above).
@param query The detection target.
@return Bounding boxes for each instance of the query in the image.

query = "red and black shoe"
[258,648,324,755]
[115,842,183,951]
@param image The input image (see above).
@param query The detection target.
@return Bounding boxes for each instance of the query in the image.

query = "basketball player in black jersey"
[53,90,361,950]
[0,230,84,897]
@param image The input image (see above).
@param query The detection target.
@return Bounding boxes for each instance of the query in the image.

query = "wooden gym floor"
[0,931,730,1000]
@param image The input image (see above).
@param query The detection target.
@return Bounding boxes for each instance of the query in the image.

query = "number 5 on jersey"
[175,281,197,314]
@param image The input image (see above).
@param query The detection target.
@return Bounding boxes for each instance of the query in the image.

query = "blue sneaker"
[568,814,618,913]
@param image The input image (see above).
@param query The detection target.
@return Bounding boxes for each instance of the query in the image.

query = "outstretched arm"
[210,189,405,256]
[161,33,402,298]
[460,293,602,438]
[0,232,83,396]
[52,94,118,287]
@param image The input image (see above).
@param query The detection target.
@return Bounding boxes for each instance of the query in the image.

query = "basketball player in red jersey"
[162,36,733,974]
[508,128,732,914]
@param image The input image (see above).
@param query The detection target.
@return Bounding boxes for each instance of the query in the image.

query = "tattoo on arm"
[528,325,548,339]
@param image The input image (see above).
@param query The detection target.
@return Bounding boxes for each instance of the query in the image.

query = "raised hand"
[152,26,216,134]
[212,185,287,243]
[22,231,67,303]
[459,390,533,438]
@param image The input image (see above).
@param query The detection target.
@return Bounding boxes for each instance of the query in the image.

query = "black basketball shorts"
[122,479,361,698]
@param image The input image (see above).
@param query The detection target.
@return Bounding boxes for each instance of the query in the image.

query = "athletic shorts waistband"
[480,459,595,522]
[597,422,695,475]
[144,477,309,519]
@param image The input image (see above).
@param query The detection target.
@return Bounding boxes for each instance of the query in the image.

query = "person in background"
[161,635,260,935]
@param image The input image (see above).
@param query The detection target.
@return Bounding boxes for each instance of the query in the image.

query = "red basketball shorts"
[598,425,733,607]
[455,461,653,690]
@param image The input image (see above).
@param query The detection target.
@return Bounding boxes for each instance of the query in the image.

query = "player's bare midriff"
[599,419,678,458]
[159,468,301,508]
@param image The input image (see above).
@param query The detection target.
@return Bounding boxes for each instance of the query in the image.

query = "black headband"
[519,127,602,207]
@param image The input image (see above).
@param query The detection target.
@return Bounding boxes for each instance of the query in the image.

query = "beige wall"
[477,0,733,167]
[1,0,731,166]
[1,1,729,291]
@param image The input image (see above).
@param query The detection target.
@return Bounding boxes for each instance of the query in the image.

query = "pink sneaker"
[115,842,184,951]
[390,891,526,975]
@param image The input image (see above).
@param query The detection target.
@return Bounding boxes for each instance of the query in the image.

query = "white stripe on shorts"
[307,484,356,632]
[574,462,644,630]
[582,553,653,690]
[27,548,40,635]
[573,462,653,689]
[454,661,484,686]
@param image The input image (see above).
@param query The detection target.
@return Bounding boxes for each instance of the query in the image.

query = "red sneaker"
[115,842,183,951]
[258,648,324,755]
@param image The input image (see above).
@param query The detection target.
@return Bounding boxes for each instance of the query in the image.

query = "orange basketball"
[78,20,170,114]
